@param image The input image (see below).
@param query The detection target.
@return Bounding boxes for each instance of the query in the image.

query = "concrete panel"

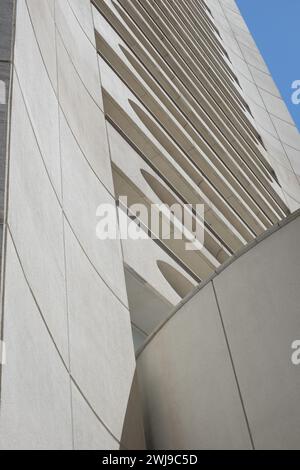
[213,15,232,35]
[224,8,249,33]
[57,34,113,193]
[219,30,243,58]
[122,234,184,307]
[65,223,135,440]
[272,117,300,150]
[120,370,146,450]
[0,62,10,220]
[284,193,300,212]
[137,283,252,450]
[271,162,300,208]
[8,77,69,361]
[0,0,15,61]
[71,384,119,450]
[227,50,253,82]
[132,325,147,352]
[26,0,57,91]
[238,75,265,108]
[56,0,103,107]
[230,25,257,51]
[284,144,300,177]
[14,0,61,195]
[239,45,269,74]
[67,0,95,44]
[249,66,280,98]
[260,89,294,125]
[125,267,173,336]
[248,100,277,137]
[206,0,225,18]
[222,0,240,13]
[47,0,55,17]
[214,215,300,449]
[60,114,128,305]
[0,234,72,450]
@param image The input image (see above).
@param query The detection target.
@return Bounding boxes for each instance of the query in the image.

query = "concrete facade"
[0,0,144,450]
[137,211,300,450]
[0,0,299,450]
[207,0,300,211]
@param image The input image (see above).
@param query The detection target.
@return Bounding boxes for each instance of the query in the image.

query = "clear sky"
[236,0,300,131]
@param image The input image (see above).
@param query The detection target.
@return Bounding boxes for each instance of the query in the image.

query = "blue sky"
[236,0,300,131]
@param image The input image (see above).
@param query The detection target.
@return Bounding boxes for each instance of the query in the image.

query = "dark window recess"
[271,169,281,187]
[203,3,214,18]
[244,103,254,118]
[257,134,267,150]
[224,50,231,61]
[234,75,242,88]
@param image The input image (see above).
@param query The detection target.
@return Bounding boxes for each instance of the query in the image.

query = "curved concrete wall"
[137,210,300,450]
[1,0,299,450]
[0,0,144,450]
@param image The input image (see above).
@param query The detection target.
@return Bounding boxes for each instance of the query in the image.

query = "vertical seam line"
[54,0,75,450]
[212,279,255,450]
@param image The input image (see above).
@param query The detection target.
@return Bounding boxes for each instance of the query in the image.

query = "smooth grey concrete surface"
[71,383,120,450]
[8,77,69,361]
[0,62,10,220]
[60,113,128,305]
[0,234,73,450]
[120,371,146,450]
[26,0,57,91]
[56,0,102,106]
[137,282,252,450]
[65,223,135,441]
[125,267,173,337]
[137,211,300,449]
[68,0,96,44]
[214,215,300,449]
[14,0,61,196]
[57,33,112,192]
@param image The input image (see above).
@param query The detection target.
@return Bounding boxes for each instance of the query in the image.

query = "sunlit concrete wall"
[137,210,300,450]
[0,0,144,450]
[208,0,300,211]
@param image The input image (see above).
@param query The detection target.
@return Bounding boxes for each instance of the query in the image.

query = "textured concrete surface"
[214,216,300,449]
[0,0,143,450]
[71,383,120,450]
[8,76,69,361]
[138,282,252,450]
[137,211,300,450]
[0,234,73,450]
[65,222,135,440]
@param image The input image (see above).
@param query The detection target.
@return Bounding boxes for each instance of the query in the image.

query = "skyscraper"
[0,0,299,450]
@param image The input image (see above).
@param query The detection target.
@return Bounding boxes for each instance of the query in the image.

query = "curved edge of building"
[0,0,145,450]
[137,209,300,450]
